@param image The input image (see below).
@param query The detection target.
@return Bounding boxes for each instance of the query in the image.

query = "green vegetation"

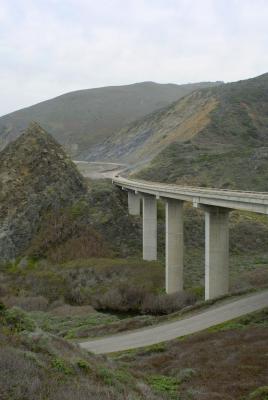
[204,308,268,334]
[147,375,181,397]
[137,142,268,191]
[51,357,73,375]
[28,310,119,339]
[0,304,36,333]
[76,359,91,371]
[247,386,268,400]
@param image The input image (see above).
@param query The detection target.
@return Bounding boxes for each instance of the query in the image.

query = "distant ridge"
[0,81,222,158]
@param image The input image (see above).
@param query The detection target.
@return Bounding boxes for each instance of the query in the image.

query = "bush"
[92,286,197,315]
[147,374,180,397]
[51,357,73,375]
[92,286,147,313]
[141,291,197,315]
[76,359,91,372]
[3,307,36,333]
[248,386,268,400]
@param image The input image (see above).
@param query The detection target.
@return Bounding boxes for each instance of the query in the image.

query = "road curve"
[74,161,128,179]
[80,290,268,354]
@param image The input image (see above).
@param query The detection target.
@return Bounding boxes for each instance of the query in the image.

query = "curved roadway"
[80,290,268,354]
[112,176,268,214]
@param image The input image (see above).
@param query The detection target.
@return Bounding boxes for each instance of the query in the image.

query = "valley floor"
[74,161,128,179]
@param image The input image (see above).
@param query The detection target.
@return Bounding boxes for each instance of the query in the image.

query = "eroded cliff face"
[0,122,87,262]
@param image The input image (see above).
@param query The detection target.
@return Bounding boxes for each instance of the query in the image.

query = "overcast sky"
[0,0,268,116]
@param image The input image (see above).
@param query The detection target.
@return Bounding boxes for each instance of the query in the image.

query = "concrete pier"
[143,195,157,260]
[205,207,230,300]
[128,191,141,215]
[165,199,184,293]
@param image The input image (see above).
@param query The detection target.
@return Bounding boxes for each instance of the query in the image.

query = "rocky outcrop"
[0,122,87,262]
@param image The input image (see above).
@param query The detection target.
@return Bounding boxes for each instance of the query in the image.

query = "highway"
[112,176,268,214]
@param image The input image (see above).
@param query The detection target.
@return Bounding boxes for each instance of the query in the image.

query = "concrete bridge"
[113,176,268,300]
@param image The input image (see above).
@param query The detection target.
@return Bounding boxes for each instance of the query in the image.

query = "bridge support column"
[128,191,141,215]
[143,195,157,261]
[205,206,230,300]
[165,199,184,294]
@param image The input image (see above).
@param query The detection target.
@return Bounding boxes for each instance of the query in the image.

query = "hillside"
[0,124,268,400]
[137,73,268,190]
[0,81,221,158]
[87,88,218,164]
[88,73,268,191]
[0,299,267,400]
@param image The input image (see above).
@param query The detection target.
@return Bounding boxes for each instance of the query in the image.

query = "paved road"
[80,290,268,354]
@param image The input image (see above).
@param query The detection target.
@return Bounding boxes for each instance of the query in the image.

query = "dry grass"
[118,309,268,400]
[2,296,49,311]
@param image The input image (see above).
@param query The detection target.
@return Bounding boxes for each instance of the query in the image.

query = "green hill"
[136,73,268,190]
[0,81,221,158]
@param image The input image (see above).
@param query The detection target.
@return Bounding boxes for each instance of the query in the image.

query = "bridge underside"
[127,191,230,300]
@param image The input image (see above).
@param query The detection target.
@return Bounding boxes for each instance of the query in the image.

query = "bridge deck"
[113,177,268,214]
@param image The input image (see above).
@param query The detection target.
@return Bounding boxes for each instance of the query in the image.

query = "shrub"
[147,374,180,397]
[76,359,91,372]
[97,367,115,385]
[3,307,36,332]
[141,291,197,315]
[93,286,147,313]
[93,287,197,315]
[248,386,268,400]
[51,357,73,375]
